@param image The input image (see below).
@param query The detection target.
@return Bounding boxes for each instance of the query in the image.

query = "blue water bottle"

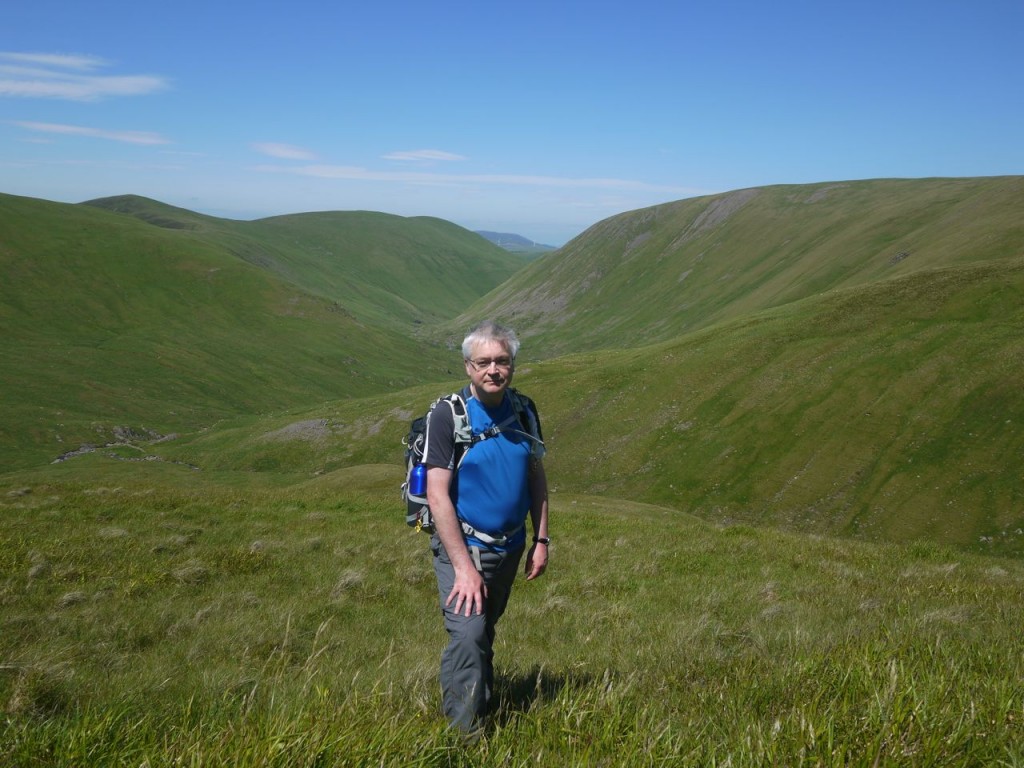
[409,463,427,496]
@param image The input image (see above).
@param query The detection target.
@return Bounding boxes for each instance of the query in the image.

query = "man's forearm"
[528,460,549,538]
[427,469,475,572]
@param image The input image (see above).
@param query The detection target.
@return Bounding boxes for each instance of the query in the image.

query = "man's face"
[465,339,514,403]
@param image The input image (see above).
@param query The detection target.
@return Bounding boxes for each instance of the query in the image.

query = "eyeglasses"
[466,357,513,371]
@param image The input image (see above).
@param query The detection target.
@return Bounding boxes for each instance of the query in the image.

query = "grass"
[2,464,1023,765]
[4,179,1024,763]
[3,181,1023,551]
[464,176,1024,357]
[0,192,487,470]
[80,195,527,331]
[109,253,1024,557]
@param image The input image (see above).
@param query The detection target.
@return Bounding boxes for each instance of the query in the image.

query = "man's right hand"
[428,465,486,616]
[447,565,487,616]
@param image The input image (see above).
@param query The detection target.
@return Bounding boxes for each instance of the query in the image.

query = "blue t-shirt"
[423,390,541,550]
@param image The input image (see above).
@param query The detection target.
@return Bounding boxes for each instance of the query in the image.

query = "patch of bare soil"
[261,419,337,443]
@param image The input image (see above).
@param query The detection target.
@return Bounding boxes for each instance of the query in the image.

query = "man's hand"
[447,564,487,616]
[428,465,487,616]
[524,542,548,580]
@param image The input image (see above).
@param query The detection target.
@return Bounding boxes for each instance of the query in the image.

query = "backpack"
[401,386,545,544]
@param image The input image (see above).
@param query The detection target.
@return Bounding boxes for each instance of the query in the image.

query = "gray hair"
[462,320,520,361]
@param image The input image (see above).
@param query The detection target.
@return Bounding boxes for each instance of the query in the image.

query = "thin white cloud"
[382,149,467,162]
[0,52,108,71]
[252,162,699,195]
[11,120,171,145]
[0,51,168,100]
[251,142,317,160]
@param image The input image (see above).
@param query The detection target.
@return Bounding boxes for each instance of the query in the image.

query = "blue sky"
[2,1,1022,245]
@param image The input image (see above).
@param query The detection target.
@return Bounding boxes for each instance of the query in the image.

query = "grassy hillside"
[125,252,1024,555]
[3,178,1023,763]
[237,213,525,329]
[3,179,1022,553]
[462,177,1024,357]
[0,193,517,470]
[84,195,525,329]
[533,255,1024,554]
[1,476,1022,764]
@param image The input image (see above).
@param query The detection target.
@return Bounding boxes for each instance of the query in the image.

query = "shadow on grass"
[491,666,596,725]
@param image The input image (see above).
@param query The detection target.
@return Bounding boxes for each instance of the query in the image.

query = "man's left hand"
[524,542,548,580]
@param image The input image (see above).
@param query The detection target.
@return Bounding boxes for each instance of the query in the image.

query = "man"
[422,320,550,735]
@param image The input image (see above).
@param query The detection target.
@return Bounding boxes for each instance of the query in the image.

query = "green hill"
[2,177,1023,764]
[461,177,1024,357]
[83,195,524,329]
[0,193,522,469]
[130,250,1023,555]
[3,178,1023,554]
[534,255,1024,553]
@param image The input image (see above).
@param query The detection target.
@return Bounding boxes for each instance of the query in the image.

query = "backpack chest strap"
[470,412,518,444]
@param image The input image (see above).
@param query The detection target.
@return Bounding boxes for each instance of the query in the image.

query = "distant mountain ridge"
[475,230,557,256]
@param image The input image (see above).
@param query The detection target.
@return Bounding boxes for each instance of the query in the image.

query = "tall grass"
[3,465,1022,765]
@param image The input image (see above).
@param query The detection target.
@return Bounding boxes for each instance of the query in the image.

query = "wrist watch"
[533,535,550,545]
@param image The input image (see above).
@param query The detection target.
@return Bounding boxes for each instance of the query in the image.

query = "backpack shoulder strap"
[507,388,547,459]
[424,391,473,469]
[445,390,473,445]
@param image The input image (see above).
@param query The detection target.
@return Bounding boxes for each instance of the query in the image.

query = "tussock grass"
[2,474,1022,765]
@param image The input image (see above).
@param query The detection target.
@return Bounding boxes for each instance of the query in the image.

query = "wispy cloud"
[251,142,317,160]
[1,52,108,70]
[0,51,168,100]
[11,120,171,145]
[382,149,467,163]
[253,162,699,195]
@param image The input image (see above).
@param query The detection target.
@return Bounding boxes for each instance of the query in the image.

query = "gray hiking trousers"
[431,534,524,732]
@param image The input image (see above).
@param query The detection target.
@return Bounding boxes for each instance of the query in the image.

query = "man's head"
[462,321,519,405]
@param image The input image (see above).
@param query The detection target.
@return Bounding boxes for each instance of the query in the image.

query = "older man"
[422,320,550,735]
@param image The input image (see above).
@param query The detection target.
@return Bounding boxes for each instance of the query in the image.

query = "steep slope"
[5,177,1023,553]
[152,253,1024,554]
[531,255,1024,553]
[83,195,525,329]
[0,194,507,468]
[462,177,1024,357]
